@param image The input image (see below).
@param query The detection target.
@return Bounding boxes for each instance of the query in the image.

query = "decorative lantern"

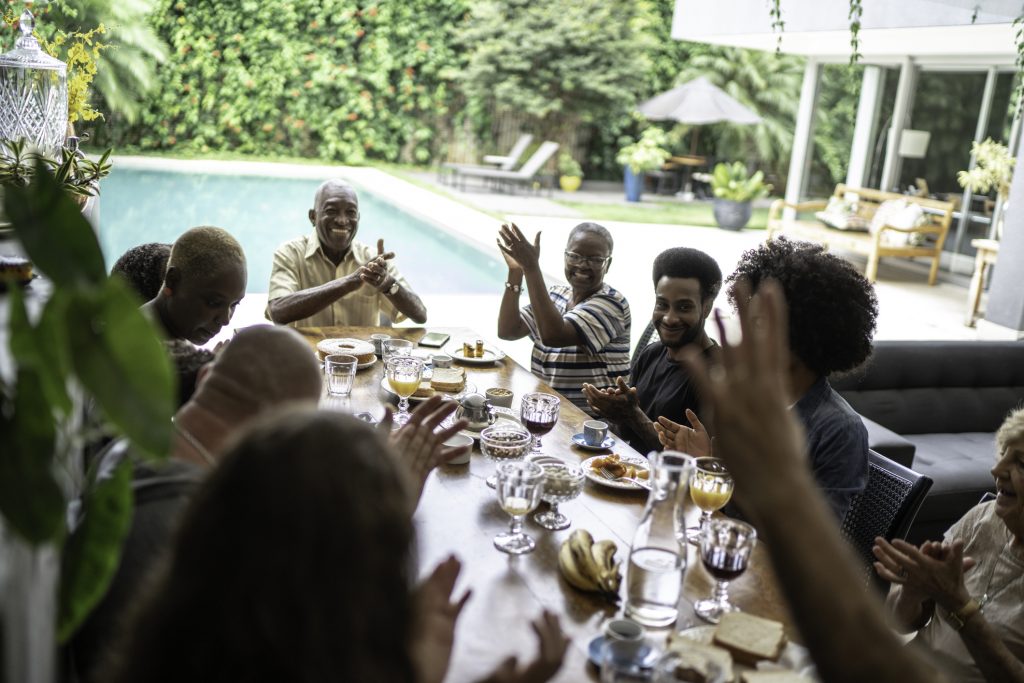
[0,6,68,158]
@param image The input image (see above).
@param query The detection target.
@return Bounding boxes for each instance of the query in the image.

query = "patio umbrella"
[637,76,761,154]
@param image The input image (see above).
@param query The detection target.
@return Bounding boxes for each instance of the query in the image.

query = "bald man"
[266,179,427,327]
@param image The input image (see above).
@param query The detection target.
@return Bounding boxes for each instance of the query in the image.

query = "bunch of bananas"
[557,529,621,602]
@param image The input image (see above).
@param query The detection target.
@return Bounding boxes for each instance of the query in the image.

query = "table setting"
[297,326,813,682]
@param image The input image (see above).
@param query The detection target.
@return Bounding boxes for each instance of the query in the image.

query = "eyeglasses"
[563,251,610,267]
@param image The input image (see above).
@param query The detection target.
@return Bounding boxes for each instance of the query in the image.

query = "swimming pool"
[98,168,507,295]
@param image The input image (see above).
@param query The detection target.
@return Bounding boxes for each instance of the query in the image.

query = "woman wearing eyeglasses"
[497,221,630,415]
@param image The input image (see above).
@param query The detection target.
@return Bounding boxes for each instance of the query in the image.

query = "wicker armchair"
[841,450,932,592]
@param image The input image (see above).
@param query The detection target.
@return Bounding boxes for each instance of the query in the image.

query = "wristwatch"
[386,279,400,296]
[944,599,981,631]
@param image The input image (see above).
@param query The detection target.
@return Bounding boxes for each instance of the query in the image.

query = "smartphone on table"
[419,331,451,348]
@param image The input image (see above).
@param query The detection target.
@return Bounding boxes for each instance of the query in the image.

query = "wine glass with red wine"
[693,518,757,623]
[519,392,560,453]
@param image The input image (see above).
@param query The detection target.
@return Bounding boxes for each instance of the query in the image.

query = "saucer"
[586,635,657,670]
[572,433,615,451]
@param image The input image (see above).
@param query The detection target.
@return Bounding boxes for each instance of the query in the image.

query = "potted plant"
[558,152,583,192]
[616,128,670,202]
[708,162,772,230]
[0,138,111,222]
[957,137,1015,232]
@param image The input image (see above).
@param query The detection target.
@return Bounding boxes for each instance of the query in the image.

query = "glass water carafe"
[624,450,694,627]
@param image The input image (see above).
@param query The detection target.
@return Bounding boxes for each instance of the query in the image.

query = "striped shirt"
[267,233,408,328]
[521,284,631,415]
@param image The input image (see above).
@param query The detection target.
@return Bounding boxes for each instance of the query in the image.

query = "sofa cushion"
[903,432,996,541]
[860,416,915,467]
[833,341,1024,435]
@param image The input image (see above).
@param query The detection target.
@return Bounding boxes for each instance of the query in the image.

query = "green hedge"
[102,0,470,163]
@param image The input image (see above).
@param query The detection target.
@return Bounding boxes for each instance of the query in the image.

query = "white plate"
[571,433,616,451]
[380,376,476,403]
[581,453,650,491]
[669,626,817,681]
[446,345,507,365]
[357,357,377,371]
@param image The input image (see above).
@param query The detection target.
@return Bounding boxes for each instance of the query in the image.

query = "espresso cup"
[603,617,645,642]
[485,387,514,408]
[432,354,453,368]
[583,420,609,447]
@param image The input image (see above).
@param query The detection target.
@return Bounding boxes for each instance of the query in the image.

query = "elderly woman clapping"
[873,408,1024,683]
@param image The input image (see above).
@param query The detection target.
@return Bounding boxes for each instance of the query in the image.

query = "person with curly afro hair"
[111,242,171,302]
[726,237,879,521]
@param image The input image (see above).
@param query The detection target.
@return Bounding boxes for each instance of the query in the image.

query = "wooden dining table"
[298,325,799,682]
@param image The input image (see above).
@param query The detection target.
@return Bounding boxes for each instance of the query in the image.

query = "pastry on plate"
[316,338,375,364]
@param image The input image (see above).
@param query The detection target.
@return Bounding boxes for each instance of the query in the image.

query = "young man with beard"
[267,179,427,327]
[497,221,630,415]
[583,247,722,452]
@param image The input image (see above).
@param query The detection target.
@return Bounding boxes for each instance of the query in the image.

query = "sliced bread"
[412,380,436,399]
[665,640,734,682]
[741,672,809,682]
[713,612,786,666]
[431,367,466,392]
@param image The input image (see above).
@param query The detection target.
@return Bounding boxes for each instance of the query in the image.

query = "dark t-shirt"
[620,341,717,452]
[794,376,869,521]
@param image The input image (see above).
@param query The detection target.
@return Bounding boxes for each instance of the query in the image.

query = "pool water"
[98,169,506,295]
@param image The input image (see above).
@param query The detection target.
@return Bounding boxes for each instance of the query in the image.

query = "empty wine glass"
[520,392,560,453]
[494,460,545,555]
[694,518,757,623]
[384,338,415,362]
[386,356,424,426]
[683,457,734,544]
[533,462,584,530]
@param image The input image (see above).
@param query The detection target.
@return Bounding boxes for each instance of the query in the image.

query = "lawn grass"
[554,199,769,229]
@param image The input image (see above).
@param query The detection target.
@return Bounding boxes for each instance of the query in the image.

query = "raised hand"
[412,555,472,683]
[655,409,711,457]
[497,223,541,274]
[358,238,397,291]
[384,395,470,502]
[872,537,977,609]
[582,377,637,422]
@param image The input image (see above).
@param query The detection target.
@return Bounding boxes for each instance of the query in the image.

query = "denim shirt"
[793,376,869,521]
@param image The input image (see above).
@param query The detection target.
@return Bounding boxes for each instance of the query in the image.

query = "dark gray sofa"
[832,340,1024,543]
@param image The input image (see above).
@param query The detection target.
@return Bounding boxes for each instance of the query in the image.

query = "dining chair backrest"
[517,141,560,178]
[631,321,657,368]
[500,134,534,171]
[840,449,932,593]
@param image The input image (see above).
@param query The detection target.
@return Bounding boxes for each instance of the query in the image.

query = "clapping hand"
[582,377,637,422]
[359,238,397,291]
[383,395,469,503]
[477,610,569,683]
[497,223,541,273]
[654,409,711,457]
[872,537,976,610]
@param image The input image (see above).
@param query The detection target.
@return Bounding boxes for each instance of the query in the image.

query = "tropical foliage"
[958,138,1015,199]
[616,127,670,174]
[709,161,772,202]
[458,0,653,153]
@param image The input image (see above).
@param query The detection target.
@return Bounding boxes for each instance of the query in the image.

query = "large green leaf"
[4,161,106,288]
[66,279,174,459]
[57,457,134,643]
[0,368,65,544]
[7,284,72,415]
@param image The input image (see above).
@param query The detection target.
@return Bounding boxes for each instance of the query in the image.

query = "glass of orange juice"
[386,356,424,426]
[683,457,734,544]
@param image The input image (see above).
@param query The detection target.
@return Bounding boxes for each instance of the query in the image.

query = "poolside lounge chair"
[452,141,560,195]
[440,134,534,184]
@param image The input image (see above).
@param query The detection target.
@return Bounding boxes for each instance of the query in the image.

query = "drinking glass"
[533,462,584,530]
[480,424,532,489]
[520,392,560,453]
[386,356,424,426]
[694,518,757,623]
[324,353,357,396]
[494,461,544,555]
[683,457,734,544]
[384,338,415,362]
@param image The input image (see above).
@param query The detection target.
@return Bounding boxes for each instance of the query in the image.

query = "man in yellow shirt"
[267,179,427,327]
